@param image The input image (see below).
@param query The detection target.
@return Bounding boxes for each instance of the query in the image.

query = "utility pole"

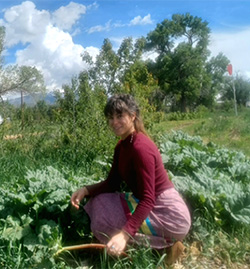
[21,90,24,129]
[227,64,238,116]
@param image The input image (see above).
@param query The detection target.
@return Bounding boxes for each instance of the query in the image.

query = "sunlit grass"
[152,108,250,157]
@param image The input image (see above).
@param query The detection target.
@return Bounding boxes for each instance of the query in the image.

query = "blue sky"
[1,0,250,90]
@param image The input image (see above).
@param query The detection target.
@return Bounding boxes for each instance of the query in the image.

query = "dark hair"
[104,94,147,135]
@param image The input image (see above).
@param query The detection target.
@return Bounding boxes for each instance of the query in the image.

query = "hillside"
[5,92,56,107]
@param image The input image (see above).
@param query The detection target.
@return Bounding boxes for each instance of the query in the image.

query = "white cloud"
[84,46,100,63]
[129,14,153,26]
[87,2,99,10]
[209,27,250,78]
[87,14,153,34]
[109,37,124,47]
[87,20,112,34]
[1,1,99,90]
[15,25,98,90]
[52,2,86,30]
[3,1,50,47]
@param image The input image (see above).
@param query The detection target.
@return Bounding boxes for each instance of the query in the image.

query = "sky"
[0,0,250,92]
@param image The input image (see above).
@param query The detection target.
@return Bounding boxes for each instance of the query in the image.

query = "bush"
[167,111,198,121]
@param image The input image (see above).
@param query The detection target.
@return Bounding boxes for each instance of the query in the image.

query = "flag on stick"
[227,64,233,75]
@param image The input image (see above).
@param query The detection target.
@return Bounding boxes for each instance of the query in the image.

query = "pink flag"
[227,64,233,75]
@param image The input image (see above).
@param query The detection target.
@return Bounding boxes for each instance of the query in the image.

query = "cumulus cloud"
[3,1,50,47]
[209,27,250,78]
[1,1,98,90]
[52,1,86,30]
[129,14,153,26]
[15,25,86,90]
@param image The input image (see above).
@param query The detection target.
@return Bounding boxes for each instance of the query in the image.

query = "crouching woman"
[70,94,191,262]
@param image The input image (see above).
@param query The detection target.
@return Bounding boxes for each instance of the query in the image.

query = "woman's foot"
[165,241,185,265]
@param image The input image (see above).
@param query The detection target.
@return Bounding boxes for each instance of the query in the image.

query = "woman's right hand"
[70,187,89,210]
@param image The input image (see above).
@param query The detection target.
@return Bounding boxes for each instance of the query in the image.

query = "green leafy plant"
[0,166,93,267]
[160,131,250,231]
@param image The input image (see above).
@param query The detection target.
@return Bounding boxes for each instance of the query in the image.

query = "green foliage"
[193,108,250,156]
[160,131,250,232]
[0,65,46,99]
[145,13,230,112]
[54,75,116,167]
[145,13,213,112]
[0,166,93,268]
[1,116,250,267]
[205,52,230,107]
[222,75,250,106]
[122,63,164,130]
[167,111,199,121]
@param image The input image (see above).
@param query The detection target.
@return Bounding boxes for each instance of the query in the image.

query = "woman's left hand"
[106,230,130,256]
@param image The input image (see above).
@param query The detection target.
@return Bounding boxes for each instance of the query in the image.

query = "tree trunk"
[180,95,187,113]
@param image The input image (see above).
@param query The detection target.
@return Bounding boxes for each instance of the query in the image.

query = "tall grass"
[193,108,250,156]
[152,108,250,157]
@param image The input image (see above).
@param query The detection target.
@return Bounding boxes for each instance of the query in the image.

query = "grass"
[152,108,250,157]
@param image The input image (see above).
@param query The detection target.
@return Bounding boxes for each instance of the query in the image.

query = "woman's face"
[108,112,135,140]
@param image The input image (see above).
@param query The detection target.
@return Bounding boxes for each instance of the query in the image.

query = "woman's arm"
[71,186,90,209]
[106,230,130,256]
[123,144,157,236]
[71,142,122,207]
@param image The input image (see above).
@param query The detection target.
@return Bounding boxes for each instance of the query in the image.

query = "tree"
[80,37,161,130]
[0,65,46,127]
[204,53,230,107]
[222,75,250,106]
[81,37,147,95]
[54,73,113,166]
[0,26,46,127]
[145,13,212,112]
[81,38,120,95]
[0,65,46,99]
[0,26,46,102]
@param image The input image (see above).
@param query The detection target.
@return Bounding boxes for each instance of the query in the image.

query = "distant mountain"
[6,92,56,107]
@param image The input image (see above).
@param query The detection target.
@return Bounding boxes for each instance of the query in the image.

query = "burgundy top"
[86,132,174,236]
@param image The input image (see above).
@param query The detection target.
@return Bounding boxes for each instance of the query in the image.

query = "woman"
[71,94,191,263]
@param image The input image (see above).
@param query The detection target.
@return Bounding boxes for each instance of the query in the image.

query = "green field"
[0,108,249,268]
[152,108,250,157]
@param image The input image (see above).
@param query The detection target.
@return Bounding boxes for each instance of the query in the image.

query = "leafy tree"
[222,75,250,106]
[0,65,46,127]
[0,65,46,99]
[203,52,230,108]
[82,37,147,95]
[117,37,146,82]
[33,100,53,122]
[80,37,165,133]
[0,26,46,102]
[82,38,120,95]
[122,65,163,130]
[0,27,46,127]
[54,74,114,167]
[145,13,213,112]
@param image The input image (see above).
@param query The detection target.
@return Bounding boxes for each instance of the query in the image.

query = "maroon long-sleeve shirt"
[86,132,174,236]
